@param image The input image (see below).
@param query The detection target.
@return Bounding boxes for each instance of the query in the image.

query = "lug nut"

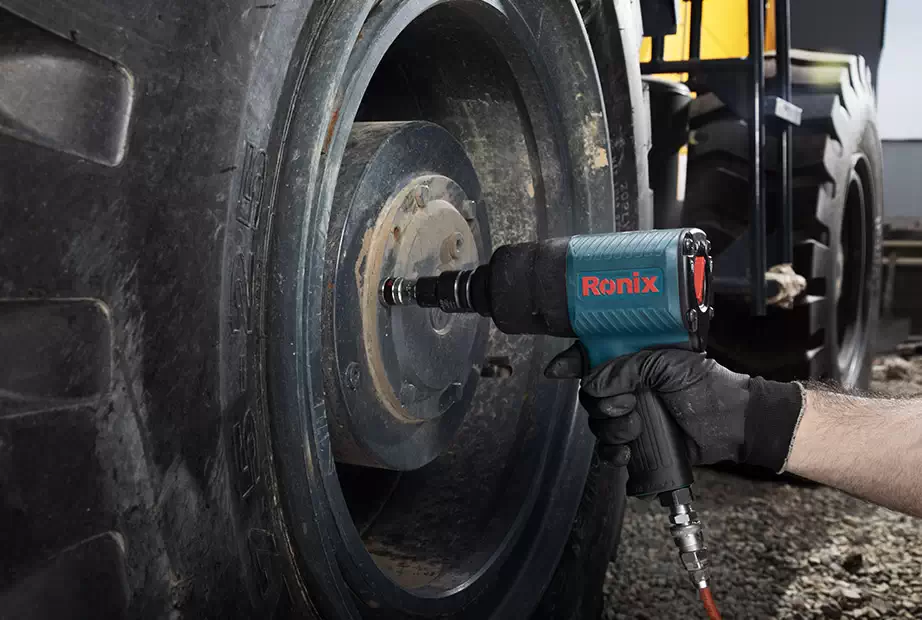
[443,232,465,261]
[451,233,463,258]
[414,183,431,209]
[481,357,513,378]
[344,362,361,390]
[459,199,477,221]
[399,381,419,406]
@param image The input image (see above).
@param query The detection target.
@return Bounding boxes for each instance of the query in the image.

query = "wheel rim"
[262,0,615,616]
[835,155,872,382]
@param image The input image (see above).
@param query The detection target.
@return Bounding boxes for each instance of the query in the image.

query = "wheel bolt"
[443,232,465,261]
[415,183,431,209]
[399,382,418,405]
[460,199,477,221]
[451,233,463,258]
[481,357,513,378]
[344,362,361,390]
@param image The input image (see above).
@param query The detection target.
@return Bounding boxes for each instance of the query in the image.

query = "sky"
[877,0,922,140]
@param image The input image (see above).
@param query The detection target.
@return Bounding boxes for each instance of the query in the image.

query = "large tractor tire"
[0,1,645,618]
[681,51,883,388]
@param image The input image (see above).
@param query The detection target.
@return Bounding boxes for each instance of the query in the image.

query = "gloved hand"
[545,345,805,472]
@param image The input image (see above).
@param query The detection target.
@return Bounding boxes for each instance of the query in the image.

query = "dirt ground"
[601,356,922,619]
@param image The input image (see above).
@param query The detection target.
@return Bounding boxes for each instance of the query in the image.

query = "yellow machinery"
[638,0,883,392]
[641,0,779,68]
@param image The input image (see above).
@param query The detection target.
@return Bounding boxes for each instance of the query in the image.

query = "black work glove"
[545,345,804,472]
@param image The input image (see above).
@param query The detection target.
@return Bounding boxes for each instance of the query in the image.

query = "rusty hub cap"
[361,174,483,423]
[326,121,490,470]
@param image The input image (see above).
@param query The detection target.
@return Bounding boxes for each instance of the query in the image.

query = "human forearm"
[548,347,922,518]
[785,388,922,518]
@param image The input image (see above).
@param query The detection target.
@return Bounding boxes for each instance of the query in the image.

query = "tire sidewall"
[824,118,884,389]
[854,121,884,388]
[218,0,325,617]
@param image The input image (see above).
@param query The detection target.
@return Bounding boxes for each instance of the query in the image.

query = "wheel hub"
[362,175,483,422]
[327,121,490,470]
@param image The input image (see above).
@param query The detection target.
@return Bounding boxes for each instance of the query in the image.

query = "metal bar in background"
[689,0,703,59]
[884,257,922,267]
[640,58,750,74]
[749,0,767,315]
[776,0,793,265]
[883,239,922,249]
[652,36,665,62]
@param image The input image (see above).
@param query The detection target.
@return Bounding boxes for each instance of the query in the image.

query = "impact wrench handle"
[624,387,715,604]
[625,388,693,497]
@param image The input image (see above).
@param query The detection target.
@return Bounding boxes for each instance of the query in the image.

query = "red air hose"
[699,586,722,620]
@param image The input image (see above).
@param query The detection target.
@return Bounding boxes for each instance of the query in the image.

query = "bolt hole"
[480,356,513,378]
[393,226,401,241]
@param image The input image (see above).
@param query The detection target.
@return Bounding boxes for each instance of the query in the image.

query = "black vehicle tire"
[681,51,883,388]
[0,1,641,618]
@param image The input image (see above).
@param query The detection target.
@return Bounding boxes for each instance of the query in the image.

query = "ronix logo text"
[580,269,661,297]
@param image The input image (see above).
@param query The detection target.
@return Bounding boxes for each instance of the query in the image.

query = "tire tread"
[681,50,881,386]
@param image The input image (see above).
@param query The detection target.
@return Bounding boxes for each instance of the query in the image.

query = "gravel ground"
[602,356,922,619]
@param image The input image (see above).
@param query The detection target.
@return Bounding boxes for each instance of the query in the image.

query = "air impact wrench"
[380,228,716,595]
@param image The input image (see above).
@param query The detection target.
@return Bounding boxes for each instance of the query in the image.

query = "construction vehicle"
[0,0,883,618]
